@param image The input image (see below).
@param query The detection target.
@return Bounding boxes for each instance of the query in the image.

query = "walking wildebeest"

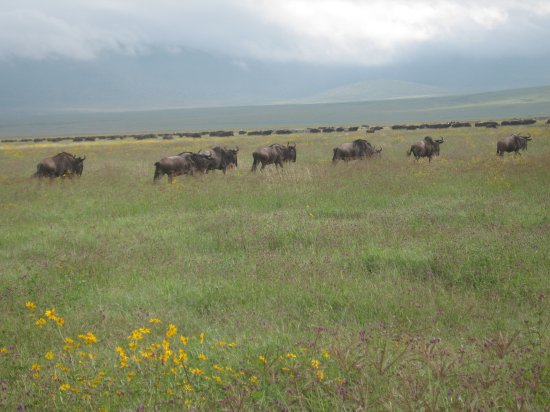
[332,139,381,162]
[153,152,212,182]
[198,146,239,174]
[32,152,86,178]
[496,133,532,156]
[251,143,296,172]
[407,136,441,162]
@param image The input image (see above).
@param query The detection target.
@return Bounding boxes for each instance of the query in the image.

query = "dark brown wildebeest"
[496,133,532,156]
[251,144,287,172]
[407,136,440,162]
[332,139,381,162]
[33,152,86,178]
[198,146,239,174]
[153,152,212,182]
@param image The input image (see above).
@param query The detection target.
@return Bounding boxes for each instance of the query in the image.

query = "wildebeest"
[496,133,532,156]
[33,152,86,178]
[251,143,296,172]
[198,146,239,174]
[332,139,381,162]
[407,136,442,162]
[153,152,212,182]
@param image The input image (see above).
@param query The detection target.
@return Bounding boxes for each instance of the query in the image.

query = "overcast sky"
[2,0,550,65]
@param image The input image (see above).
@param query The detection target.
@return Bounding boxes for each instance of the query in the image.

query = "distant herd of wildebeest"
[5,117,543,181]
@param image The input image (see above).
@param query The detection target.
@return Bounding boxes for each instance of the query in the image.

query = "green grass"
[1,125,549,409]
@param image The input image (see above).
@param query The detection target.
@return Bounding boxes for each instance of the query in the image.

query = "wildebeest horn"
[235,146,239,152]
[80,155,86,161]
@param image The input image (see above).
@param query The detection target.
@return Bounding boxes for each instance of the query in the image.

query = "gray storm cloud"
[1,0,550,63]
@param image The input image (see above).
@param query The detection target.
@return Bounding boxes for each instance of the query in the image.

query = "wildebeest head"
[515,133,531,150]
[228,146,239,168]
[74,156,86,175]
[285,142,297,162]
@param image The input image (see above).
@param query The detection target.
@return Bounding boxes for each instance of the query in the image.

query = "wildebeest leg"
[260,162,267,171]
[251,159,259,172]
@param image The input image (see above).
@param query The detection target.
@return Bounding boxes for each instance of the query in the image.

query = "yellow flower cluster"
[78,332,97,345]
[20,301,334,409]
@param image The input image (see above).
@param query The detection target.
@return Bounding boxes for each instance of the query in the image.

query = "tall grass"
[1,125,549,409]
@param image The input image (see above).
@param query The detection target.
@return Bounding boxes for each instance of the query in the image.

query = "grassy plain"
[1,124,549,410]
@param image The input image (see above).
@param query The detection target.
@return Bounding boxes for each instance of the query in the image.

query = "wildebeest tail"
[332,148,338,163]
[407,147,412,157]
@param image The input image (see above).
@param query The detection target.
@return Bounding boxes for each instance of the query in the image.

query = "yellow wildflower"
[199,332,204,345]
[45,308,57,320]
[316,369,324,381]
[258,355,267,364]
[54,317,65,327]
[180,335,189,345]
[249,375,258,384]
[25,301,37,310]
[178,349,188,363]
[0,347,9,354]
[213,364,224,372]
[35,318,47,327]
[32,373,40,379]
[59,383,71,391]
[78,332,97,345]
[213,375,222,383]
[116,346,129,368]
[311,359,320,369]
[128,329,144,341]
[190,368,203,375]
[166,324,177,338]
[183,384,193,392]
[149,318,162,324]
[45,351,54,361]
[228,342,237,348]
[323,350,330,359]
[197,353,206,361]
[31,363,41,371]
[286,353,297,359]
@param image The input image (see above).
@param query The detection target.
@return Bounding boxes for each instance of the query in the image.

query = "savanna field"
[0,124,549,410]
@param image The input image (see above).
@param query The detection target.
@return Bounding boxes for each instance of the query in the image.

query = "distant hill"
[284,79,452,104]
[1,85,550,137]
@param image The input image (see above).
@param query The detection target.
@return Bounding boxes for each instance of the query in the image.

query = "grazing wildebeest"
[496,133,532,156]
[199,146,239,174]
[332,139,381,162]
[32,152,86,178]
[407,136,440,162]
[153,152,212,182]
[251,144,286,172]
